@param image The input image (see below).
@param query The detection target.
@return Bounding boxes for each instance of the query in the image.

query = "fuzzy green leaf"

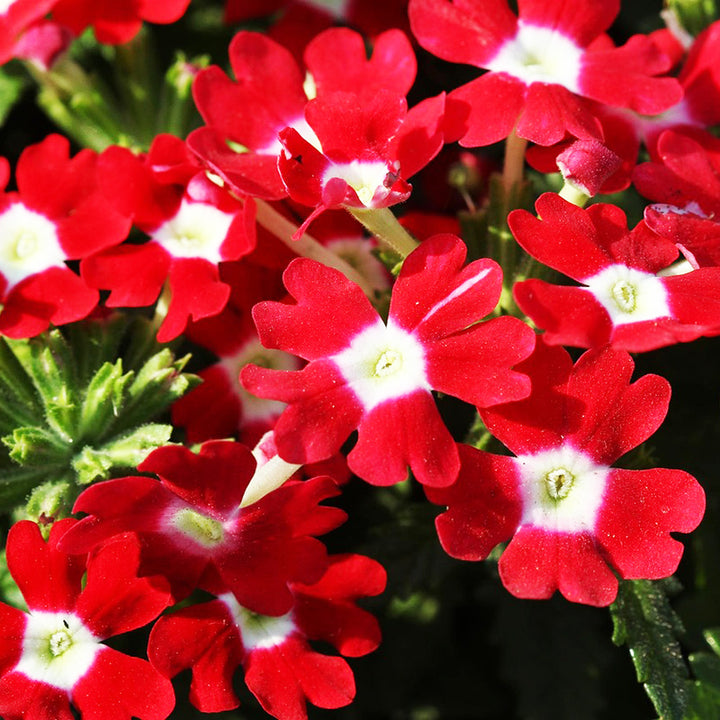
[610,579,691,720]
[686,628,720,719]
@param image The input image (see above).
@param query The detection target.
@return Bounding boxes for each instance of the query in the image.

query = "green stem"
[347,206,419,258]
[254,200,377,298]
[240,455,302,508]
[502,130,528,195]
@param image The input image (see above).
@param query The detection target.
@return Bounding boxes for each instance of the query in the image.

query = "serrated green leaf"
[686,628,720,719]
[610,579,690,720]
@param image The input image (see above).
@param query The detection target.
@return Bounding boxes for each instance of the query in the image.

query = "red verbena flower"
[426,340,705,606]
[242,233,535,487]
[189,28,417,200]
[49,0,191,44]
[83,135,256,342]
[510,192,720,351]
[0,134,130,338]
[0,0,62,66]
[277,88,446,236]
[58,440,346,615]
[223,0,410,59]
[0,519,174,720]
[148,553,385,719]
[409,0,682,146]
[633,130,720,269]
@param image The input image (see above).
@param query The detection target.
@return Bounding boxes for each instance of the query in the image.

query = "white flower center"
[152,200,235,263]
[583,264,671,326]
[324,160,396,208]
[514,445,609,533]
[15,612,101,690]
[0,0,18,15]
[486,22,583,92]
[219,338,299,422]
[0,204,65,291]
[219,593,295,650]
[171,506,225,548]
[331,319,430,412]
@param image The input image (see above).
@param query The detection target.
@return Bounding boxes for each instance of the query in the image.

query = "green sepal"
[6,331,80,442]
[72,423,173,485]
[116,349,197,432]
[2,426,70,466]
[0,315,197,519]
[610,578,692,720]
[23,480,73,527]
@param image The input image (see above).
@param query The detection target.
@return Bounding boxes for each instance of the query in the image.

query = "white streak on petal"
[421,267,491,324]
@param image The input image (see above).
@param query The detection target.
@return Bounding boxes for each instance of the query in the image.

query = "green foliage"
[0,314,197,519]
[611,578,693,720]
[686,628,720,719]
[0,64,28,129]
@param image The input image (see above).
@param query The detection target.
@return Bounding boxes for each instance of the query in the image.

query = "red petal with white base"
[348,390,459,487]
[517,0,618,46]
[72,647,175,720]
[305,28,416,99]
[425,317,534,408]
[243,361,364,465]
[390,235,502,337]
[292,554,385,657]
[6,519,85,613]
[0,671,75,720]
[244,636,355,719]
[408,0,517,68]
[499,527,619,606]
[148,600,243,713]
[252,258,378,359]
[426,445,522,560]
[596,468,705,579]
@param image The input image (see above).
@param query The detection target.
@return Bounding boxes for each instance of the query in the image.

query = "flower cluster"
[0,0,718,718]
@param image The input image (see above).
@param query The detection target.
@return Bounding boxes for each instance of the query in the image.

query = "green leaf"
[610,578,692,720]
[686,628,720,719]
